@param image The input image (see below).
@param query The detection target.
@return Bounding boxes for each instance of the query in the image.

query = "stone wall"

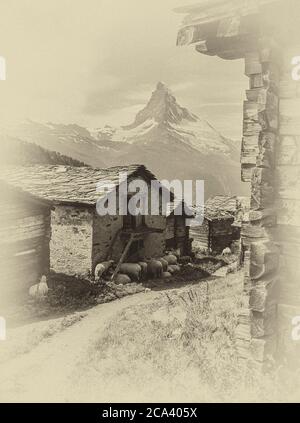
[91,173,167,265]
[50,205,93,277]
[144,214,166,258]
[92,212,124,267]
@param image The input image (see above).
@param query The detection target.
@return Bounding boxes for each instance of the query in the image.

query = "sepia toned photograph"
[0,0,300,407]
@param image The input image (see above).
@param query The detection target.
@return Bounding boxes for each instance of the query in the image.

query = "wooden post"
[110,233,135,281]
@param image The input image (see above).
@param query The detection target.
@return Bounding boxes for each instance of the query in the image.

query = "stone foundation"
[144,214,166,258]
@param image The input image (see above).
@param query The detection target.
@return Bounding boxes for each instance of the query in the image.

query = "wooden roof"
[175,0,278,20]
[0,180,51,222]
[175,0,287,60]
[204,195,237,221]
[0,164,162,207]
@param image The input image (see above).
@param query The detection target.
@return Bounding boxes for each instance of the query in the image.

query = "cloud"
[95,104,145,127]
[198,102,242,107]
[170,81,197,92]
[0,0,247,139]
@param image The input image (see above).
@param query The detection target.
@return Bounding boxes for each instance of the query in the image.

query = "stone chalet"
[0,164,191,279]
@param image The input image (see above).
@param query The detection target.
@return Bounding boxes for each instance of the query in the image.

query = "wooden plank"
[241,135,259,164]
[111,233,134,281]
[250,240,280,280]
[241,164,255,182]
[250,74,264,89]
[256,132,276,169]
[262,64,280,93]
[245,52,262,76]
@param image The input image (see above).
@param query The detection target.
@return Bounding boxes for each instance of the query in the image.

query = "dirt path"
[0,290,160,403]
[0,273,245,403]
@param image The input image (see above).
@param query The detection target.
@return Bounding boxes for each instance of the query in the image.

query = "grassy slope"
[74,273,300,403]
[1,272,300,402]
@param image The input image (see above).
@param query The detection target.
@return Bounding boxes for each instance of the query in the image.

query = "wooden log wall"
[176,0,300,366]
[275,48,300,365]
[190,220,209,251]
[237,44,281,366]
[238,41,300,367]
[0,197,51,305]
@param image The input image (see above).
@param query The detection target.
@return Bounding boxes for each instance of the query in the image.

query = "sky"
[0,0,248,139]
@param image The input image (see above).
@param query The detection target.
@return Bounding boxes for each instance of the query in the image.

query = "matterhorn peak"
[153,81,175,102]
[93,82,237,158]
[156,81,169,91]
[124,82,197,129]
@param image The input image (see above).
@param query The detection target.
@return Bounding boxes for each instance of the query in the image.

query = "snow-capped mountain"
[2,83,247,198]
[94,81,238,157]
[93,82,245,198]
[3,120,122,169]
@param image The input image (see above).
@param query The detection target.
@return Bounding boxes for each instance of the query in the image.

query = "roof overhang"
[175,0,293,60]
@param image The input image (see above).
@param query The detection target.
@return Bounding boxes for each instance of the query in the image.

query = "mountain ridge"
[0,134,86,167]
[1,83,247,199]
[93,81,239,160]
